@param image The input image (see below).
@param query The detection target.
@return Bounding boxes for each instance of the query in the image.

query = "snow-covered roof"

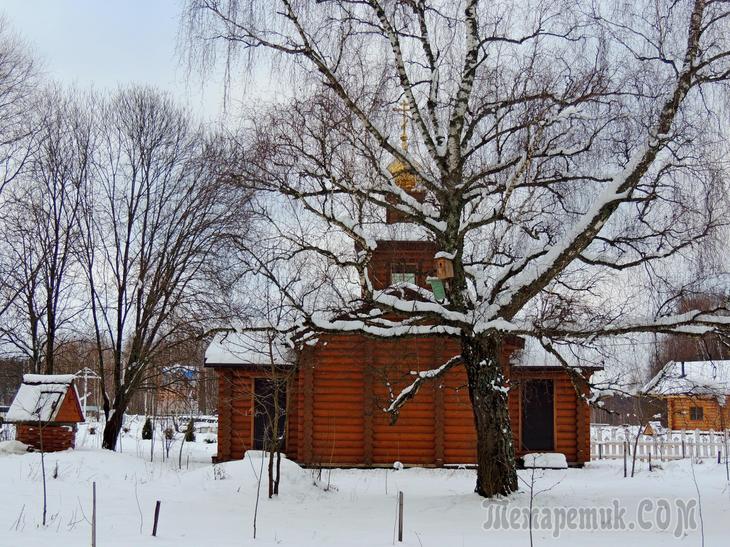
[5,374,79,423]
[643,360,730,397]
[510,339,603,370]
[205,330,294,367]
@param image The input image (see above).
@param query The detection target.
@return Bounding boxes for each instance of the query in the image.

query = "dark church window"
[391,263,417,285]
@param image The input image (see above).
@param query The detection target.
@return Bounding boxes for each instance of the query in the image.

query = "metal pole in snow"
[152,500,161,536]
[91,482,96,547]
[84,370,88,418]
[397,491,404,542]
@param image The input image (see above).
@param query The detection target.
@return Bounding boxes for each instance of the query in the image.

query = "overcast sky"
[1,0,267,121]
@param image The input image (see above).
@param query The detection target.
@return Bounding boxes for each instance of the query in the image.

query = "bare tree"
[651,293,730,377]
[185,0,730,496]
[0,87,92,373]
[0,16,37,196]
[80,86,251,450]
[0,17,39,321]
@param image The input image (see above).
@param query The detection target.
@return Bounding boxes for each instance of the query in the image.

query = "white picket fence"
[591,426,730,462]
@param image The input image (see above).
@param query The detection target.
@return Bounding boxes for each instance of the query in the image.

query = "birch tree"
[185,0,730,496]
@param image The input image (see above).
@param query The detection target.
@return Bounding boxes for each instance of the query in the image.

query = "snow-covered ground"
[0,421,728,546]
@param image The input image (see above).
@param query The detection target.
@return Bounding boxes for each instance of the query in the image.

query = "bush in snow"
[141,417,153,440]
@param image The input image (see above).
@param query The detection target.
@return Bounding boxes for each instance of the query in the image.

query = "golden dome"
[388,100,418,191]
[387,158,417,191]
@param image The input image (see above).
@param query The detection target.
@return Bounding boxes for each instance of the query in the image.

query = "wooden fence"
[591,427,729,462]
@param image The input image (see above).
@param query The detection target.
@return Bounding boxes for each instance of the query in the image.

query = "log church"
[207,121,599,467]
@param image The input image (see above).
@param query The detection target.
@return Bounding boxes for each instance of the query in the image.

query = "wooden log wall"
[215,369,252,462]
[667,397,730,430]
[16,423,76,452]
[294,334,592,467]
[212,335,593,466]
[368,240,438,290]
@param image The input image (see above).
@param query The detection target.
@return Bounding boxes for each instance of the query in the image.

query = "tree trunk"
[463,335,518,497]
[274,449,281,495]
[102,396,128,450]
[267,446,274,499]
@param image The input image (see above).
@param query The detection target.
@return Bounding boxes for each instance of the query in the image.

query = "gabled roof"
[6,374,84,423]
[205,330,294,367]
[643,360,730,397]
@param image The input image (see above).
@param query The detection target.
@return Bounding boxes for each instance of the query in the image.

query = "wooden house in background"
[6,374,84,451]
[644,360,730,430]
[207,132,600,467]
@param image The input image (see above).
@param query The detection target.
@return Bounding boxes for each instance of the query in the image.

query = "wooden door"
[521,379,554,451]
[253,378,287,451]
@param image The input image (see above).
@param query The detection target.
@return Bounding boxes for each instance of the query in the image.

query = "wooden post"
[623,441,627,478]
[681,435,686,459]
[695,430,701,458]
[598,442,602,460]
[91,481,96,547]
[397,491,404,542]
[648,452,652,472]
[718,450,722,464]
[152,500,161,536]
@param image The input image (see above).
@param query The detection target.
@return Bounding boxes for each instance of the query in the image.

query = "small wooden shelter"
[6,374,84,452]
[206,330,294,462]
[644,360,730,430]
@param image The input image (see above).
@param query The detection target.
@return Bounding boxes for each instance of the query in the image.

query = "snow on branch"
[385,355,462,423]
[532,308,730,339]
[373,286,469,323]
[309,315,462,338]
[490,0,710,320]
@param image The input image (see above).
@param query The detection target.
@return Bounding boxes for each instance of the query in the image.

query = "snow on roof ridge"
[22,374,76,384]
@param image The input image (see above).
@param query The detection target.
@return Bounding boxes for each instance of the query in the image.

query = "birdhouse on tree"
[434,254,454,280]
